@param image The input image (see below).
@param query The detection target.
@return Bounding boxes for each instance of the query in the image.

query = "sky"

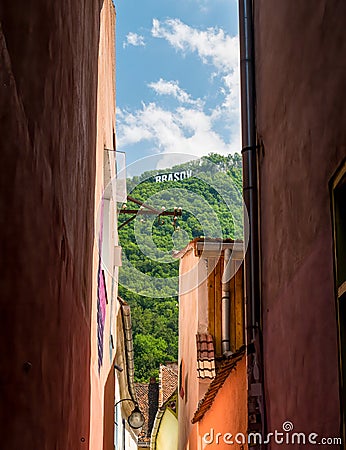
[114,0,240,175]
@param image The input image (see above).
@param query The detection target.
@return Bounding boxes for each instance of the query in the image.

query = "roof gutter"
[238,0,265,446]
[117,297,139,412]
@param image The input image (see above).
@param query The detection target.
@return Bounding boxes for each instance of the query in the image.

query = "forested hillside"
[118,153,243,381]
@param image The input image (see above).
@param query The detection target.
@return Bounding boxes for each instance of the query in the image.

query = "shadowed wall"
[254,1,346,446]
[0,1,102,448]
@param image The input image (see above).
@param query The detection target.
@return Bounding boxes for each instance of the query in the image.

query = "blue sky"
[114,0,240,174]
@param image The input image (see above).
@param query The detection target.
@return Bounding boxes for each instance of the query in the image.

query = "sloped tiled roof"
[159,363,178,406]
[135,378,159,445]
[191,346,246,424]
[135,383,150,444]
[135,365,177,446]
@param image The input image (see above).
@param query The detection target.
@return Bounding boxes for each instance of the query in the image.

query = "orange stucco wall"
[178,245,201,450]
[178,242,246,450]
[178,243,214,450]
[199,356,247,450]
[89,1,118,449]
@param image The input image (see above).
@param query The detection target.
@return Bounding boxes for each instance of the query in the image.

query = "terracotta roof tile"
[192,346,246,424]
[159,364,178,407]
[135,366,177,444]
[135,379,159,444]
[135,383,149,441]
[196,333,216,379]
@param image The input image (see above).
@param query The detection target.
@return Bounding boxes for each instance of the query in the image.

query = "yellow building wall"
[157,409,178,450]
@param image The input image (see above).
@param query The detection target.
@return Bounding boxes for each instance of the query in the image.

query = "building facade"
[150,364,179,450]
[115,299,141,450]
[89,1,120,448]
[239,0,346,447]
[0,0,101,447]
[175,239,247,450]
[0,1,132,448]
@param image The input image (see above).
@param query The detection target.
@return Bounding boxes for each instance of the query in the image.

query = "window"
[331,160,346,441]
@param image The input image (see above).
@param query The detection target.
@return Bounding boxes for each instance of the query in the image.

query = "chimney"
[147,377,159,436]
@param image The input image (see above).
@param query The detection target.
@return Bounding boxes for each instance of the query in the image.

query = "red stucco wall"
[0,1,102,448]
[254,1,346,446]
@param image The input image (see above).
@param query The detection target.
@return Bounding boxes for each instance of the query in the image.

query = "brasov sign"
[154,170,193,183]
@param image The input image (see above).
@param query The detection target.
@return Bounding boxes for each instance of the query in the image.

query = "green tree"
[133,334,169,382]
[118,152,243,382]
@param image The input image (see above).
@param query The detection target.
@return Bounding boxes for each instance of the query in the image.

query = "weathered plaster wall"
[199,356,247,450]
[102,364,115,450]
[0,1,102,448]
[178,245,201,450]
[89,1,117,448]
[254,1,346,445]
[156,409,178,450]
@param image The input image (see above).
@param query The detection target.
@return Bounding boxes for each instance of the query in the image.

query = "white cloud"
[117,20,241,165]
[151,18,238,73]
[221,71,240,116]
[123,32,145,48]
[150,19,240,142]
[117,102,235,159]
[148,79,203,107]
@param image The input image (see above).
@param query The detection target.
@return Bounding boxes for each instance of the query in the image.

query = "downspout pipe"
[238,0,265,447]
[238,0,260,341]
[221,248,232,355]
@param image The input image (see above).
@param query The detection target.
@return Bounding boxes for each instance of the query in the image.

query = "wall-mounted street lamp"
[114,398,145,430]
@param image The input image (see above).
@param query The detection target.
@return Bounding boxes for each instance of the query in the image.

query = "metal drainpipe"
[238,0,265,447]
[239,0,259,338]
[221,248,232,355]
